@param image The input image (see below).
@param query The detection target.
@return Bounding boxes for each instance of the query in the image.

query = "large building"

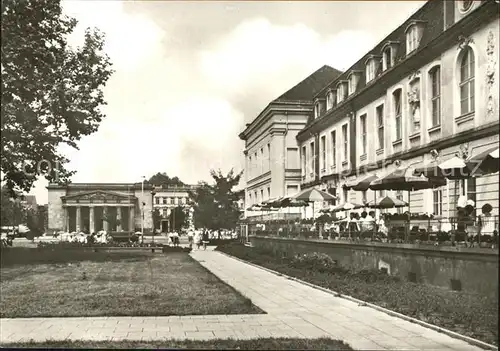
[47,182,196,233]
[239,65,342,219]
[241,0,500,219]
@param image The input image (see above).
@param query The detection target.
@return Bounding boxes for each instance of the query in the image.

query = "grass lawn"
[0,249,263,317]
[216,243,498,346]
[3,338,353,350]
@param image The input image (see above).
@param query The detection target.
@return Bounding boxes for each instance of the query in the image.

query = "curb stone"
[217,250,498,351]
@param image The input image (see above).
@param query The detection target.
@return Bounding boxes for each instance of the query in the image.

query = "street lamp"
[141,175,146,243]
[151,189,156,245]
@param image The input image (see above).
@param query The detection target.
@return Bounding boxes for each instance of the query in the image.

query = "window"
[466,177,477,217]
[301,146,307,177]
[267,187,271,200]
[348,75,358,95]
[309,142,315,175]
[406,25,422,54]
[396,191,404,214]
[155,197,160,205]
[459,0,473,12]
[362,191,367,204]
[342,124,348,161]
[366,59,376,82]
[360,114,367,156]
[393,89,402,141]
[249,155,252,178]
[162,197,167,205]
[331,130,336,167]
[429,66,441,126]
[267,143,271,171]
[254,152,257,175]
[337,84,347,104]
[320,135,326,170]
[254,191,257,204]
[260,189,264,202]
[378,190,385,199]
[286,148,299,169]
[314,102,320,118]
[326,91,334,110]
[459,47,475,115]
[376,104,384,150]
[383,48,392,71]
[343,188,348,203]
[260,148,264,173]
[433,189,443,216]
[249,193,252,205]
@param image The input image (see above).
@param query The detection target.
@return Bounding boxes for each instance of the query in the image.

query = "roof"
[313,0,443,101]
[274,65,343,102]
[240,65,343,140]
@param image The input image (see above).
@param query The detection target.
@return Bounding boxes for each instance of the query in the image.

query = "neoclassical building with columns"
[47,183,155,234]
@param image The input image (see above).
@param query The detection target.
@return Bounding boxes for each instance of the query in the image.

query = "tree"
[168,206,187,232]
[189,169,242,237]
[152,208,162,232]
[1,0,113,197]
[148,173,185,187]
[0,186,26,226]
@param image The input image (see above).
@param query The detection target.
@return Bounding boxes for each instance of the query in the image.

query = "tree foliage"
[168,206,187,232]
[1,0,113,197]
[0,187,26,226]
[189,169,242,231]
[152,208,162,231]
[148,172,185,187]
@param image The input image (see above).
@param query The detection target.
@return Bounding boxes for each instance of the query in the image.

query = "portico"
[61,190,137,233]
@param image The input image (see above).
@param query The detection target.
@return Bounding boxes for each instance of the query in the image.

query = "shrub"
[290,252,345,273]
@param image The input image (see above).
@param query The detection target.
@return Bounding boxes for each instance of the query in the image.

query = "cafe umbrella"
[369,166,446,240]
[366,196,408,209]
[292,187,337,220]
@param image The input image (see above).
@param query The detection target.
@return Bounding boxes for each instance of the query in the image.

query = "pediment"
[62,190,136,204]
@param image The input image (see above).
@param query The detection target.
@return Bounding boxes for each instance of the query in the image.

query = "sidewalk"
[0,248,487,350]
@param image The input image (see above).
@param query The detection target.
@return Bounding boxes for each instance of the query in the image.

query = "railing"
[249,215,499,248]
[244,213,301,222]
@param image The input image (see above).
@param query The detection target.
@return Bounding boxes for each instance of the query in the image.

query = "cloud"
[200,18,375,118]
[28,5,392,203]
[63,1,165,71]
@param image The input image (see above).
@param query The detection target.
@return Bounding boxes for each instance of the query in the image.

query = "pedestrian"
[478,203,497,248]
[202,230,209,250]
[195,230,202,249]
[187,228,194,249]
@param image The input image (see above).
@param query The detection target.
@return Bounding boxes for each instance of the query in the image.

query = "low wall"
[250,236,499,296]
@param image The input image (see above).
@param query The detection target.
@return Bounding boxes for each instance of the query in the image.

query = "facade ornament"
[456,143,471,160]
[407,70,421,82]
[407,80,421,132]
[430,149,439,161]
[486,30,496,120]
[393,159,402,167]
[457,35,474,50]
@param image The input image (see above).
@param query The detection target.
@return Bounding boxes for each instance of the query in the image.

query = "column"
[65,207,70,232]
[89,206,95,234]
[129,206,135,233]
[116,206,122,231]
[76,206,81,232]
[103,206,108,231]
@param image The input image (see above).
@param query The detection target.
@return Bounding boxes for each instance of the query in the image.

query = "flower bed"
[216,243,498,346]
[35,241,192,253]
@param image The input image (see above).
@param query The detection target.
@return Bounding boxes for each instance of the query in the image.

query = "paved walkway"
[0,248,487,350]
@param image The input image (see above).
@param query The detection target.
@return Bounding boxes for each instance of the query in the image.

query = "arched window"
[459,47,475,115]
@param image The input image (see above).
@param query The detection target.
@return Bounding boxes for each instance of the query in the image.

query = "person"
[348,212,360,239]
[187,228,194,249]
[202,230,209,250]
[172,231,180,247]
[194,230,202,250]
[478,203,497,248]
[377,214,388,241]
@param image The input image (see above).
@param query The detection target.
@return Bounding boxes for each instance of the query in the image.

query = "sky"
[30,0,425,204]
